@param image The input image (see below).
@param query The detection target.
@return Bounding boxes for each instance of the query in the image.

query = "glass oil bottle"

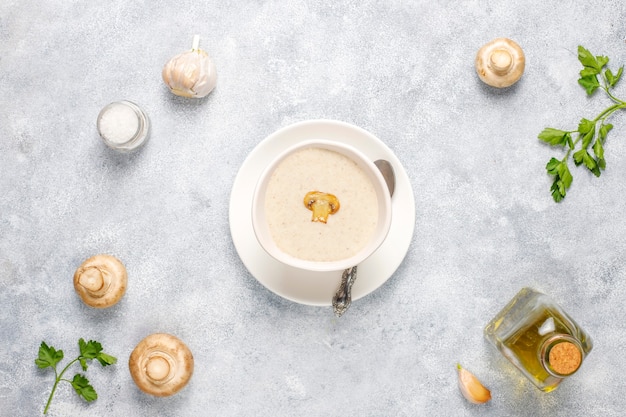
[484,287,592,392]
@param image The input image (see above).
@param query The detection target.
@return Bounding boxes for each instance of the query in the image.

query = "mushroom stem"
[192,34,200,51]
[489,48,513,75]
[77,267,110,297]
[145,353,174,384]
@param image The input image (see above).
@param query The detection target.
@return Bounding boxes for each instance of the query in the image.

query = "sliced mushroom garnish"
[73,254,127,308]
[303,191,340,223]
[129,333,194,397]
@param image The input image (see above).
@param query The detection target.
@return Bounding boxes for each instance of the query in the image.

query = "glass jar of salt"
[97,101,150,152]
[484,287,593,392]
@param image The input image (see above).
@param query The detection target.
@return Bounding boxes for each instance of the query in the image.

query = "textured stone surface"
[2,1,626,416]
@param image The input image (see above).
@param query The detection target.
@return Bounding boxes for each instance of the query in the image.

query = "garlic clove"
[162,35,217,98]
[457,363,492,404]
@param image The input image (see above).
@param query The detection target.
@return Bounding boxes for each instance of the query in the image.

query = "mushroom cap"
[475,38,525,88]
[73,254,127,308]
[129,333,194,397]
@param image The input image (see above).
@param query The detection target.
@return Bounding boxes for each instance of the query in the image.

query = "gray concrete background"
[2,0,626,416]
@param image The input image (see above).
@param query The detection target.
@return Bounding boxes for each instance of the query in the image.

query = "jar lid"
[541,334,583,377]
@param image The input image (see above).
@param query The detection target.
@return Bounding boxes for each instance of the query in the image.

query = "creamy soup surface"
[264,147,379,262]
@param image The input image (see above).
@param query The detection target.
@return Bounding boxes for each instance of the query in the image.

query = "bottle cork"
[548,340,582,375]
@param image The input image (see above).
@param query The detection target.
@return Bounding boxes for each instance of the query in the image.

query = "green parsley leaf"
[79,338,103,360]
[593,138,606,170]
[546,157,561,175]
[96,352,118,367]
[540,45,626,201]
[578,75,600,95]
[550,178,566,202]
[581,129,595,149]
[572,148,600,176]
[577,45,608,73]
[599,123,613,142]
[71,374,98,402]
[577,46,600,70]
[610,67,624,87]
[580,67,599,78]
[597,55,609,69]
[538,128,570,146]
[35,342,64,369]
[36,339,116,414]
[573,149,586,166]
[559,162,573,188]
[546,158,573,202]
[606,68,617,87]
[577,118,594,134]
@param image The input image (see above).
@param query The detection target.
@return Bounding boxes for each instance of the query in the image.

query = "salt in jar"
[97,100,150,152]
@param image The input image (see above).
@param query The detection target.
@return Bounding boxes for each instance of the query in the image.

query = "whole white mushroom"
[129,333,194,397]
[73,254,127,308]
[475,38,525,88]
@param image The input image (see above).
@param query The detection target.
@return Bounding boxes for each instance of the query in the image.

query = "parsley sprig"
[539,45,626,202]
[35,338,117,414]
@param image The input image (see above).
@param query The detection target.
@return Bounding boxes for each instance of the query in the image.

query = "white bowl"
[252,139,392,272]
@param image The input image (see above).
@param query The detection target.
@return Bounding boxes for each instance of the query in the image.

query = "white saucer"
[228,120,415,306]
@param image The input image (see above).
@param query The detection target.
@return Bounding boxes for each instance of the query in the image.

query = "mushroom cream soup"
[264,147,378,262]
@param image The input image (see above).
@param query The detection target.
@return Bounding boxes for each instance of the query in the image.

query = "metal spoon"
[332,159,396,317]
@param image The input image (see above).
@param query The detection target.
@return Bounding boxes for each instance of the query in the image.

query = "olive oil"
[484,288,592,392]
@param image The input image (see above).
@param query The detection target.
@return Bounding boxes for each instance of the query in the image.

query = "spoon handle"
[331,159,394,317]
[332,266,358,317]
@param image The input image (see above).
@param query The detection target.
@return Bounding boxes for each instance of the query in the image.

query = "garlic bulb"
[162,35,217,98]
